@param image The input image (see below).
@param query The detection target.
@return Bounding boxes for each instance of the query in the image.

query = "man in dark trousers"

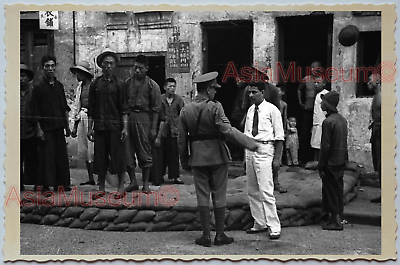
[317,90,348,231]
[20,64,37,191]
[297,61,325,165]
[179,72,258,247]
[152,77,185,185]
[367,74,381,203]
[124,54,161,193]
[32,55,71,194]
[88,50,129,198]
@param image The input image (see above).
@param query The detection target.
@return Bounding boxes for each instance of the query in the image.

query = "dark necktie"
[252,105,259,137]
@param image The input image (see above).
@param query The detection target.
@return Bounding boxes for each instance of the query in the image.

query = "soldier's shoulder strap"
[193,100,211,135]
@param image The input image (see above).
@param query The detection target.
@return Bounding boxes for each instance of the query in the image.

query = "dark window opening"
[356,31,381,97]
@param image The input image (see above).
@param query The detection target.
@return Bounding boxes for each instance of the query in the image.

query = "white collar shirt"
[244,99,285,141]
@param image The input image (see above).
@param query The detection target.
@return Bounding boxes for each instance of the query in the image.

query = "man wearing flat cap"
[70,63,95,186]
[240,62,287,193]
[178,71,258,247]
[88,50,129,198]
[317,90,348,231]
[20,64,37,191]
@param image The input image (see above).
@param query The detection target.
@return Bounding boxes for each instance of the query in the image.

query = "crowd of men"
[20,52,381,246]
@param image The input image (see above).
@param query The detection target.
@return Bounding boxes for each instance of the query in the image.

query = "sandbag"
[20,206,37,214]
[80,207,101,222]
[85,221,108,230]
[125,222,148,232]
[61,207,85,218]
[186,221,202,231]
[153,210,177,223]
[49,207,66,216]
[289,209,308,222]
[167,223,189,231]
[104,222,130,231]
[303,207,322,221]
[114,209,138,224]
[145,221,171,232]
[131,210,156,223]
[278,208,298,221]
[21,214,42,224]
[170,212,196,225]
[92,209,118,222]
[305,161,318,170]
[32,206,52,216]
[54,217,75,227]
[225,209,246,227]
[69,219,90,229]
[241,211,253,224]
[345,161,359,172]
[40,214,60,225]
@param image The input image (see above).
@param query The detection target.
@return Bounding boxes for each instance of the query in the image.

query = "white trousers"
[246,143,281,233]
[77,110,94,162]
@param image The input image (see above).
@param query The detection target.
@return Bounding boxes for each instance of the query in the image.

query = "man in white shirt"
[311,84,329,161]
[244,81,285,240]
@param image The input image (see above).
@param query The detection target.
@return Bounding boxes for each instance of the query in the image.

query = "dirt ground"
[20,222,380,258]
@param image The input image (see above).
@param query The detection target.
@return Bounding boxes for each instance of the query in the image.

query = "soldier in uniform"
[178,72,258,247]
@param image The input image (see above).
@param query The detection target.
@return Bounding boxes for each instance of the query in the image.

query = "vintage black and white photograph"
[3,4,396,261]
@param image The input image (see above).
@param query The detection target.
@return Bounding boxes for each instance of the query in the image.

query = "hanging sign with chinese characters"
[39,11,59,30]
[167,42,190,73]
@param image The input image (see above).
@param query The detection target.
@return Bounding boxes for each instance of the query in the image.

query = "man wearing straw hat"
[179,71,258,247]
[88,50,129,198]
[20,64,37,191]
[70,62,96,186]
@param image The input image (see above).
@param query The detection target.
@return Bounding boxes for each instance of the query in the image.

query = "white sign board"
[39,11,59,30]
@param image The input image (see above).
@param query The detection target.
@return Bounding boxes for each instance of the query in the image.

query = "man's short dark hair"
[248,81,265,92]
[164,77,176,86]
[135,55,149,66]
[41,55,57,67]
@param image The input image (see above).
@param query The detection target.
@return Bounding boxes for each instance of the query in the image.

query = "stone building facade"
[21,10,383,170]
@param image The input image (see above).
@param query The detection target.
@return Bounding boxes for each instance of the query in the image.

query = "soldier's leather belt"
[189,133,221,142]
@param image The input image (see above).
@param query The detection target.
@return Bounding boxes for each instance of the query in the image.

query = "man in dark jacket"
[179,72,258,247]
[317,90,348,231]
[368,74,381,203]
[32,55,71,194]
[20,64,37,191]
[88,51,129,198]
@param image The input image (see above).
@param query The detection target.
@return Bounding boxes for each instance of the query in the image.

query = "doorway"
[277,14,333,163]
[202,20,253,119]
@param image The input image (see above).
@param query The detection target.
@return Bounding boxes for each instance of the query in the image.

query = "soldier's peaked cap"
[193,72,221,90]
